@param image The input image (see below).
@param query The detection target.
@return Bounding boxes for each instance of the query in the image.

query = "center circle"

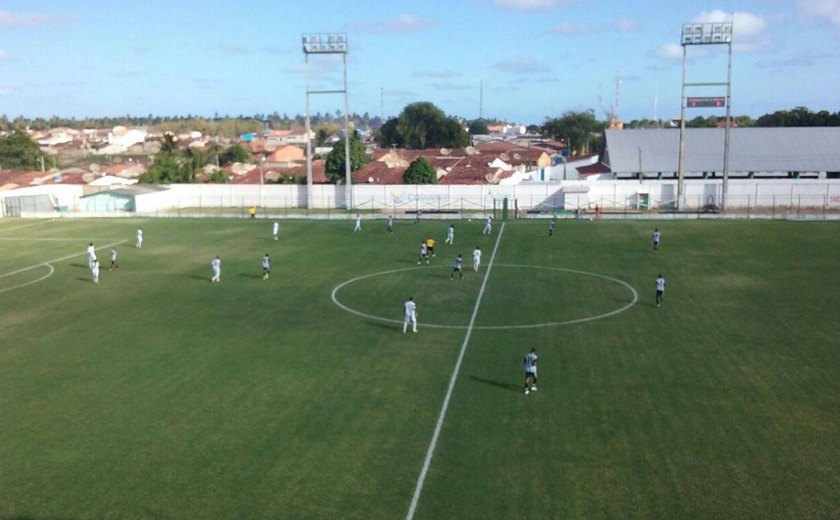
[331,264,638,330]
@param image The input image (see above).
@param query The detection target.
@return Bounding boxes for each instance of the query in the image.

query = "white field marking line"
[406,223,505,520]
[0,219,57,232]
[0,239,128,280]
[331,265,638,330]
[0,264,54,294]
[0,237,125,242]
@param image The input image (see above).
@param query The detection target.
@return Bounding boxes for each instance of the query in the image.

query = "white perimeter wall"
[2,179,839,216]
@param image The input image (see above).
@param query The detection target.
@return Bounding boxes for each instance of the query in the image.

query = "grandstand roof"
[605,127,840,174]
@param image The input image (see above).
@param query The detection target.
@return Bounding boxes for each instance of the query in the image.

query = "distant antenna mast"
[597,82,605,117]
[479,79,484,119]
[380,86,384,121]
[653,79,660,122]
[614,70,622,122]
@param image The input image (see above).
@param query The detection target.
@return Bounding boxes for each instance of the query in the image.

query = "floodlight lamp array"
[681,22,732,45]
[302,33,348,54]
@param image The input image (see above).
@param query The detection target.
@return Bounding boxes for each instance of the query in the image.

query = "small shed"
[80,185,167,213]
[81,189,136,212]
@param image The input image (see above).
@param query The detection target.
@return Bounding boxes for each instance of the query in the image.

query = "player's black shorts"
[656,290,663,296]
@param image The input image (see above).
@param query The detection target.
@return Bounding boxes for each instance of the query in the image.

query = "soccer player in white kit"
[472,246,482,271]
[109,248,118,271]
[418,242,429,264]
[354,214,362,232]
[211,256,221,283]
[524,348,538,394]
[272,221,280,240]
[387,215,393,234]
[445,224,454,245]
[262,254,270,280]
[655,274,666,307]
[86,243,97,268]
[90,259,100,284]
[652,228,661,253]
[403,297,418,333]
[136,228,143,248]
[483,216,492,235]
[450,254,463,280]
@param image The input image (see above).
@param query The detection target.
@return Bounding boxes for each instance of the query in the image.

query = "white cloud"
[692,10,767,39]
[494,57,544,74]
[756,50,834,68]
[615,17,640,32]
[0,10,68,27]
[349,14,436,33]
[551,22,590,35]
[412,69,463,79]
[654,43,683,60]
[427,82,474,91]
[492,0,573,8]
[799,0,840,31]
[666,10,770,54]
[0,49,12,62]
[219,43,248,55]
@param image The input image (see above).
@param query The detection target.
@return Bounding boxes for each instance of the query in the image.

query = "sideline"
[0,219,57,232]
[406,223,505,520]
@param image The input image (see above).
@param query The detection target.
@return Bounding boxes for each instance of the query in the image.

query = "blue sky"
[0,0,838,125]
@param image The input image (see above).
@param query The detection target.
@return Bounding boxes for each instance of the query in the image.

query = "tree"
[324,132,370,183]
[685,116,717,128]
[376,118,403,148]
[219,144,251,166]
[209,170,228,184]
[436,118,471,148]
[755,106,840,127]
[0,131,45,170]
[180,147,204,183]
[378,102,470,149]
[541,110,606,155]
[315,128,331,147]
[138,154,183,183]
[403,157,437,184]
[468,119,489,135]
[159,132,178,154]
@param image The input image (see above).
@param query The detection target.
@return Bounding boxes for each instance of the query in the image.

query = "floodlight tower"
[302,33,352,210]
[676,22,733,210]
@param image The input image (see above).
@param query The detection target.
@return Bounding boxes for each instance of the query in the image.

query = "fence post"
[797,194,801,219]
[747,194,751,218]
[772,195,776,219]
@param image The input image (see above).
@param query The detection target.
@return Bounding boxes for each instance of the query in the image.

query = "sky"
[0,0,839,125]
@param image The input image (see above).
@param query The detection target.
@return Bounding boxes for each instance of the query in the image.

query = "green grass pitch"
[0,217,838,519]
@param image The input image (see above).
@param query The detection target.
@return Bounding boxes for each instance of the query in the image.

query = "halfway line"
[406,222,506,520]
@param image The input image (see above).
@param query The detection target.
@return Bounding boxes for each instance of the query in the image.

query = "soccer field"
[1,217,839,519]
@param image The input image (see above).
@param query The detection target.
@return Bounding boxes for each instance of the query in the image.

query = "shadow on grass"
[239,273,263,279]
[190,274,210,281]
[76,277,92,282]
[469,375,521,393]
[70,263,88,269]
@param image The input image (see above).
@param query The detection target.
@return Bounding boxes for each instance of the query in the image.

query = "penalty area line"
[406,222,505,520]
[0,239,128,292]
